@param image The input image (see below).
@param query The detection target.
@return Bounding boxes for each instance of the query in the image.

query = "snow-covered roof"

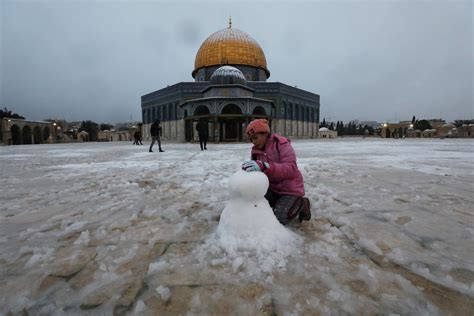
[319,127,330,132]
[210,66,246,85]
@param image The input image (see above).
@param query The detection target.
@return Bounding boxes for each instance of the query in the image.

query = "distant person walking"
[196,119,209,151]
[133,130,143,145]
[149,120,164,152]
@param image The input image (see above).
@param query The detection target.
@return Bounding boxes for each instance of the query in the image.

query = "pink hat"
[246,119,270,137]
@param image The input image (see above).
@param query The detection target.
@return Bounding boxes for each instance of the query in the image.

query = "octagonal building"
[141,21,320,142]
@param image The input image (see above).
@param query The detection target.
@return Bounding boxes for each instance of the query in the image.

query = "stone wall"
[143,120,186,142]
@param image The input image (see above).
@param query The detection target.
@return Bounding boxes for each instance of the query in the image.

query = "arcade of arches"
[1,118,54,145]
[183,103,269,142]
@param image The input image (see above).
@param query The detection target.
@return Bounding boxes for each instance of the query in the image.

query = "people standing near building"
[149,120,164,152]
[196,118,209,151]
[241,119,311,225]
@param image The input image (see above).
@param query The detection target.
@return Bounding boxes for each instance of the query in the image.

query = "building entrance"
[222,118,241,141]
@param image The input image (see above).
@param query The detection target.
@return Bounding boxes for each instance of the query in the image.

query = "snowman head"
[228,170,269,201]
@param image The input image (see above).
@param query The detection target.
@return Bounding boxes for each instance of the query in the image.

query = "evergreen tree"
[414,119,432,131]
[0,107,25,119]
[100,123,114,131]
[337,121,344,136]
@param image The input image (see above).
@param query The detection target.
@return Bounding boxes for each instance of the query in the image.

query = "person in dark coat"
[196,119,209,151]
[133,130,143,145]
[149,120,164,152]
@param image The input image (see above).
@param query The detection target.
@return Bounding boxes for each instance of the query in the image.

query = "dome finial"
[228,15,232,29]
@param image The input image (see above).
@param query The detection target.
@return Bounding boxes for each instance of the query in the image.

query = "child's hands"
[242,160,269,172]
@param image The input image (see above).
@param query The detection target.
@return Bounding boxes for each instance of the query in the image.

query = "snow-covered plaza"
[1,138,473,315]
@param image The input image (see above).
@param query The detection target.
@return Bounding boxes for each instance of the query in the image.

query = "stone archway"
[33,126,42,144]
[221,104,243,141]
[221,104,242,115]
[43,126,50,142]
[22,126,32,144]
[398,127,404,138]
[252,106,266,116]
[194,105,210,116]
[11,125,21,145]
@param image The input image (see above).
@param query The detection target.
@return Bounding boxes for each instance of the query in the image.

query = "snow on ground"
[0,138,473,315]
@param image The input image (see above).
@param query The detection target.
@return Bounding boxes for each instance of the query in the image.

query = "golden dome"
[193,26,269,78]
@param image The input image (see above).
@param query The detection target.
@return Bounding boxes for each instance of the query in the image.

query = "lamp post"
[52,122,58,142]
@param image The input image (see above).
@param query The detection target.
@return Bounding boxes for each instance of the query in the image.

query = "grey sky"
[1,0,472,124]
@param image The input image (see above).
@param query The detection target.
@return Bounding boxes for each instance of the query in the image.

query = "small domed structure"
[210,66,247,85]
[318,127,337,139]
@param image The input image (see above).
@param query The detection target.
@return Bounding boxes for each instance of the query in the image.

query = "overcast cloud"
[1,0,472,123]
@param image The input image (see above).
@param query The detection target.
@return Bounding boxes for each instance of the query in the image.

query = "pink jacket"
[251,133,305,196]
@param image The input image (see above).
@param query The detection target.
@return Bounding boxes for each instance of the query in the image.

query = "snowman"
[215,170,300,253]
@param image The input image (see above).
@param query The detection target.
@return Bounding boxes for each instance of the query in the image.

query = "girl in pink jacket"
[242,119,311,225]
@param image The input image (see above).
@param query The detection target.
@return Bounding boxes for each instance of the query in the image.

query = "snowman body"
[216,170,299,253]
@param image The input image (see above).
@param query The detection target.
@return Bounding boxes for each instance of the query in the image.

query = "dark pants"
[149,136,162,151]
[199,135,208,150]
[133,138,142,145]
[265,189,301,225]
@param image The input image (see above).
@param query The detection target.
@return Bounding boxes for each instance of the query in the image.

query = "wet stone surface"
[0,140,473,314]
